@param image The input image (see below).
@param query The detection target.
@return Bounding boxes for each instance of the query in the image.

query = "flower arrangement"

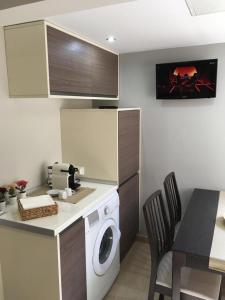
[7,183,18,197]
[16,180,28,193]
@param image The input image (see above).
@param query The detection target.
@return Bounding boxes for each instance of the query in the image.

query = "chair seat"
[156,252,222,300]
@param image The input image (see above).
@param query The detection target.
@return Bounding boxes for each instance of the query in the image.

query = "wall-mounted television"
[156,59,218,99]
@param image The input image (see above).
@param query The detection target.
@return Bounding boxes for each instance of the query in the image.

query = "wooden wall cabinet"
[4,21,118,99]
[60,108,140,260]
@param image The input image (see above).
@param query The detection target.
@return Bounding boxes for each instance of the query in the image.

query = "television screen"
[156,59,218,99]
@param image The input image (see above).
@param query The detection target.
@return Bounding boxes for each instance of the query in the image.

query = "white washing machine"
[84,190,120,300]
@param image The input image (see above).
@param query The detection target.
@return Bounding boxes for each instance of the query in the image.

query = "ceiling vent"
[185,0,225,16]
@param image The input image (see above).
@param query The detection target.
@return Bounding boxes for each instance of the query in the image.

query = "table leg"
[172,251,186,300]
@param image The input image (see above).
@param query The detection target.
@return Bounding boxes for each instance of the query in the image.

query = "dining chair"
[164,171,182,239]
[143,190,222,300]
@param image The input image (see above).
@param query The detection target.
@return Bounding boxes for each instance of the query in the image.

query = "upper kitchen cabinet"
[4,21,119,99]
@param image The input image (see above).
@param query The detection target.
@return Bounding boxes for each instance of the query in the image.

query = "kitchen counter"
[0,181,117,236]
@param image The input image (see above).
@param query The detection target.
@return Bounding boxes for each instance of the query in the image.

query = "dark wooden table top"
[173,189,220,258]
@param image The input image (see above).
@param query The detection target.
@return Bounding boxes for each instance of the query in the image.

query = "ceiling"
[0,0,43,10]
[48,0,225,53]
[186,0,225,16]
[0,0,134,26]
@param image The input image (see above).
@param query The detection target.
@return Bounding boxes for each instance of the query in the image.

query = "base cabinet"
[60,218,87,300]
[0,218,86,300]
[119,174,139,261]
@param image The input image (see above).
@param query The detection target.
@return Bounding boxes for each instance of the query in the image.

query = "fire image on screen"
[156,59,217,99]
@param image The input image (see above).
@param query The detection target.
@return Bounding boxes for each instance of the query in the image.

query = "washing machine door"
[93,218,120,276]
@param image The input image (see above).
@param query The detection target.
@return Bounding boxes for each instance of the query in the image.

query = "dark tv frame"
[156,59,218,100]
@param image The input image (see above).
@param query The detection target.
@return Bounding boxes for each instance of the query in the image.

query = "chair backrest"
[143,190,172,265]
[164,172,182,237]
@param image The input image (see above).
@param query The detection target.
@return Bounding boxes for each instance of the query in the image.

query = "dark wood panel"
[118,110,140,185]
[119,174,139,261]
[173,189,219,257]
[47,26,92,96]
[221,277,225,298]
[47,26,118,98]
[60,218,87,300]
[90,45,118,97]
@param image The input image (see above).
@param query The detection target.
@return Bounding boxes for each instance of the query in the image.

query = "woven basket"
[18,200,58,221]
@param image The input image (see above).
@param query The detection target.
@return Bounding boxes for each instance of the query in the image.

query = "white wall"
[0,27,91,189]
[119,43,225,233]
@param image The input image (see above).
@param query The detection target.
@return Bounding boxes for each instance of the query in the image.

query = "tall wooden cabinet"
[60,108,140,260]
[4,21,118,99]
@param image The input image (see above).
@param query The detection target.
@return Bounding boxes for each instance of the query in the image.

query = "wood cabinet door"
[119,174,139,261]
[47,26,118,98]
[90,45,118,98]
[118,110,140,185]
[60,218,87,300]
[47,26,92,96]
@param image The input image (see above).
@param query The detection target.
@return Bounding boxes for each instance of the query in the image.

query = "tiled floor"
[104,241,151,300]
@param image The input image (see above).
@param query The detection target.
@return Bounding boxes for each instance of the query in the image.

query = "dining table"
[172,188,225,300]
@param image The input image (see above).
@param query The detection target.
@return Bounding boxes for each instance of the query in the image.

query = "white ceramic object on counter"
[58,190,67,200]
[65,188,72,197]
[47,189,60,197]
[8,196,17,205]
[18,192,27,200]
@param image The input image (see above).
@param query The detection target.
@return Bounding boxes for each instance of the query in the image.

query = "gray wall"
[119,43,225,233]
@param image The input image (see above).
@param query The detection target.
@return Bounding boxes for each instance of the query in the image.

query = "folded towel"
[20,195,55,210]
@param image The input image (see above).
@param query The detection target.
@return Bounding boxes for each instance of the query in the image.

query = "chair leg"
[147,276,156,300]
[219,275,225,300]
[219,286,222,300]
[159,294,164,300]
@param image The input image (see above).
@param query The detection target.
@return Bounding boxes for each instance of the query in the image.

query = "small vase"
[8,195,17,205]
[18,191,26,200]
[0,201,6,212]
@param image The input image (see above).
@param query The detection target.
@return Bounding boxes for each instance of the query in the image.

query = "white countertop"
[0,181,117,236]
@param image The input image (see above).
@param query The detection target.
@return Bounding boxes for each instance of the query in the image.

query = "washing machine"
[84,190,120,300]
